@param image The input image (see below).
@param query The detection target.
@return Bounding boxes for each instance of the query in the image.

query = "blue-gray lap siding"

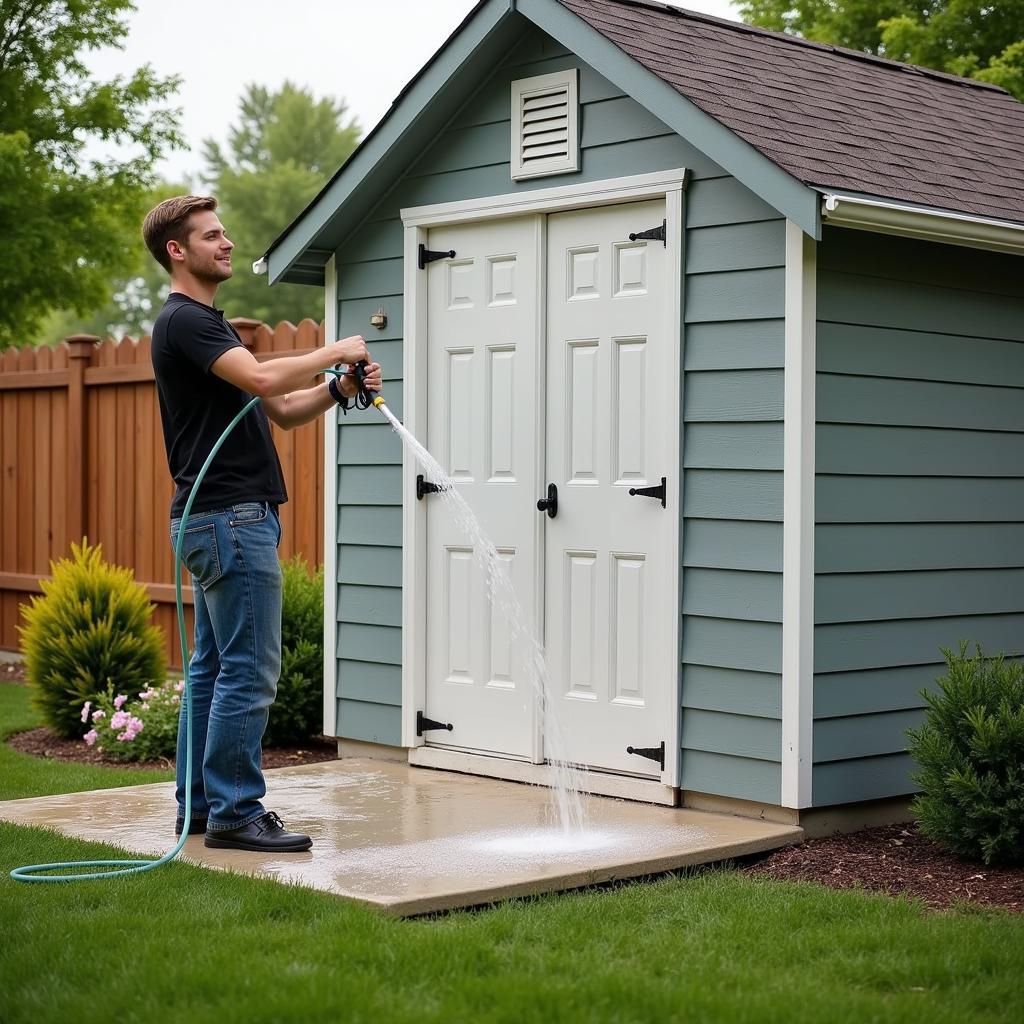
[813,228,1024,806]
[331,24,785,801]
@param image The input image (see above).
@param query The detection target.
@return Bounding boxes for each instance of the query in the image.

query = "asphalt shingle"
[557,0,1024,224]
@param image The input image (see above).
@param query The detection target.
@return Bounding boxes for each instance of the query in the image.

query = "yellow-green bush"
[19,540,166,738]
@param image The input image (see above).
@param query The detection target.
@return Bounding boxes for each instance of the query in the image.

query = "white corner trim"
[401,168,688,227]
[322,254,339,739]
[781,221,815,809]
[821,193,1024,256]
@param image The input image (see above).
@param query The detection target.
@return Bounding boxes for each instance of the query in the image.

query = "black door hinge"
[417,474,445,500]
[417,711,454,737]
[418,244,456,269]
[628,219,666,246]
[626,741,665,770]
[628,476,666,508]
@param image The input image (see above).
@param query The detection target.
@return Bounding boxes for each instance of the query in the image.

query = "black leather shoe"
[174,817,208,835]
[204,811,312,852]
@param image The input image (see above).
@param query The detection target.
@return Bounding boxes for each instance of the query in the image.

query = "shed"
[259,0,1024,825]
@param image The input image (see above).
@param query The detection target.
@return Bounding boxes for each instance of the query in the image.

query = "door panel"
[544,200,673,776]
[424,216,541,759]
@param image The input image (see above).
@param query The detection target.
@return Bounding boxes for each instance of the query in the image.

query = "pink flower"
[110,710,130,730]
[80,701,92,724]
[115,716,145,743]
[83,729,98,746]
[91,709,105,721]
[113,694,127,710]
[174,681,185,692]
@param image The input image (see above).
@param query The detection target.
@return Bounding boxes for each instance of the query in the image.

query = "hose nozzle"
[352,359,387,410]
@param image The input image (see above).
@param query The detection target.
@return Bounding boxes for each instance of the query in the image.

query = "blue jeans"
[169,501,282,832]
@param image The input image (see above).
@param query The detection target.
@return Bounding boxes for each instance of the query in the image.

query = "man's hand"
[339,362,383,398]
[331,334,369,365]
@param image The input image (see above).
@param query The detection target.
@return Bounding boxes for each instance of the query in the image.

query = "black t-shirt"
[151,292,287,518]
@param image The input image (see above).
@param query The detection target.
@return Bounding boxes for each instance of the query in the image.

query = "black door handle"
[537,483,558,518]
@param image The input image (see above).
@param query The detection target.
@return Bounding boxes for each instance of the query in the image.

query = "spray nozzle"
[348,359,386,410]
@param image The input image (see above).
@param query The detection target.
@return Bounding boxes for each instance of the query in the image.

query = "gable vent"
[511,69,579,181]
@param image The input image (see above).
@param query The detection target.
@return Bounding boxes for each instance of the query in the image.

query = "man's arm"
[261,362,383,430]
[209,335,370,398]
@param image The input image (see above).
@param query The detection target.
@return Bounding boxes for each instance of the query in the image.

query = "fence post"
[65,335,98,547]
[229,317,262,351]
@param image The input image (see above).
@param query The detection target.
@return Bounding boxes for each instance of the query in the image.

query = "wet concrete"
[0,759,802,914]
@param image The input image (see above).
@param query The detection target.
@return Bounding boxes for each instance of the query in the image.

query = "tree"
[31,179,190,346]
[738,1,1024,101]
[0,0,182,349]
[201,83,362,325]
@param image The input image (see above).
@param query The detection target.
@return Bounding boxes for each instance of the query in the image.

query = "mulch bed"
[741,824,1023,914]
[7,724,339,771]
[4,663,1022,912]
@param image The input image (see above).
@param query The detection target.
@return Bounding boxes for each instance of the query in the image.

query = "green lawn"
[2,681,1022,1024]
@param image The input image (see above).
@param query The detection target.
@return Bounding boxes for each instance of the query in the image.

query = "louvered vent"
[522,87,569,164]
[511,70,579,181]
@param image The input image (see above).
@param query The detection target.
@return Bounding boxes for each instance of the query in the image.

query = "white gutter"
[821,193,1024,256]
[251,256,268,276]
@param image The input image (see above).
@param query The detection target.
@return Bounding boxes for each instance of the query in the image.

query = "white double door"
[423,200,675,777]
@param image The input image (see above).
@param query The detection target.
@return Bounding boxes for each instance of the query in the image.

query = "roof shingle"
[557,0,1024,224]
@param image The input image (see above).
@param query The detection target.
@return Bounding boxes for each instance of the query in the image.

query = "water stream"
[376,403,587,834]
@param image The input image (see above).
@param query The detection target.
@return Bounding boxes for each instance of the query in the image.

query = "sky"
[86,0,741,184]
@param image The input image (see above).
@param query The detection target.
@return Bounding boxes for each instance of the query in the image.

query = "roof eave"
[265,0,517,285]
[519,0,821,238]
[820,191,1024,257]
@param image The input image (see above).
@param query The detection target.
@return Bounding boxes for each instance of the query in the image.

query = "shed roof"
[559,0,1024,225]
[263,0,1024,283]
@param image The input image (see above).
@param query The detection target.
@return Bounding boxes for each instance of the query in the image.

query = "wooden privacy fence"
[0,318,326,670]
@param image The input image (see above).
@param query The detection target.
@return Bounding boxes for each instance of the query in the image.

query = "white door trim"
[401,171,687,796]
[322,254,339,738]
[408,746,678,806]
[401,168,689,226]
[781,221,816,808]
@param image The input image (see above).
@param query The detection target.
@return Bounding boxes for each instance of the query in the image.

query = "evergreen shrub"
[907,641,1024,866]
[19,540,166,738]
[264,556,324,747]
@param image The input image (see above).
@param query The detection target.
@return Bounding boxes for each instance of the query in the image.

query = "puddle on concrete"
[301,822,715,898]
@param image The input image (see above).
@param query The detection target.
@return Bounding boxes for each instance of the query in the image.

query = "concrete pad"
[1,759,802,915]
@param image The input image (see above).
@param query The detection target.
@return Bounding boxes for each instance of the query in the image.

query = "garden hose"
[10,364,381,883]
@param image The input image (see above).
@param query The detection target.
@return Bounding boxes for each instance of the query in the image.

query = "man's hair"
[142,195,218,273]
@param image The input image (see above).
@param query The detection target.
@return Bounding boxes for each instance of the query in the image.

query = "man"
[143,195,381,853]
